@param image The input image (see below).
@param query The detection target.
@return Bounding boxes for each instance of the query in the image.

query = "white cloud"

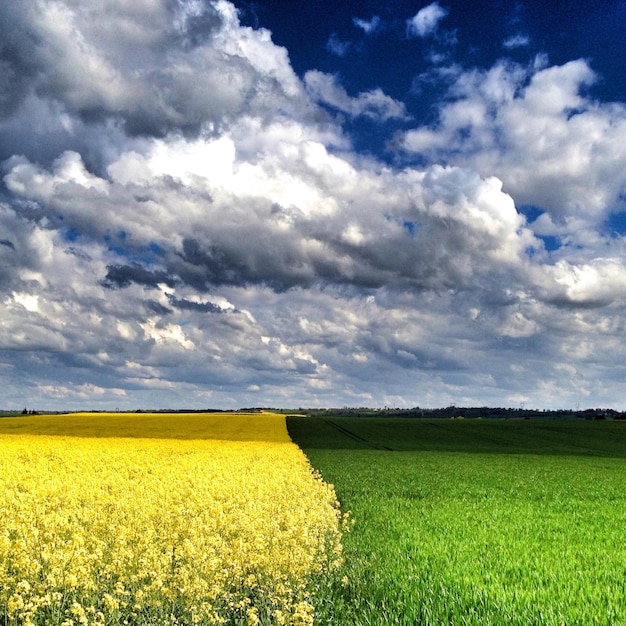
[541,259,626,307]
[12,293,40,312]
[37,384,127,399]
[407,2,449,38]
[353,15,381,34]
[1,1,626,411]
[0,1,311,138]
[503,33,530,49]
[5,132,537,295]
[304,71,408,121]
[401,58,626,231]
[326,33,350,57]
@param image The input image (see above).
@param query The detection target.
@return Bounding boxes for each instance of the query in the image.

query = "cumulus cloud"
[401,58,626,231]
[1,0,626,410]
[407,2,449,38]
[0,0,310,139]
[304,70,408,121]
[4,135,536,295]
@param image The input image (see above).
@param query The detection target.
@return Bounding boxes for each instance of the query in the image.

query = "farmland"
[0,412,344,626]
[288,417,626,625]
[3,411,625,625]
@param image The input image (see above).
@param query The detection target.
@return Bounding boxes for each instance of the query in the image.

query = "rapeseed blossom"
[0,412,344,625]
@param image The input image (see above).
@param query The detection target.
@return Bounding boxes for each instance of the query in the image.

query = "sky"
[1,1,626,411]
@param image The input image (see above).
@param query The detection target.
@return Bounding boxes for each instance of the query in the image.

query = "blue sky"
[235,1,626,152]
[0,0,625,410]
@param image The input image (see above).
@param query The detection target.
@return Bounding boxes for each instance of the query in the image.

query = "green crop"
[288,418,626,625]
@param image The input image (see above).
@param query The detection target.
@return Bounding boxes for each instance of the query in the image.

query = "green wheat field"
[288,417,626,626]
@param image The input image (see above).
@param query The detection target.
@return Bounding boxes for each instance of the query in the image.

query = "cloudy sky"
[1,0,625,411]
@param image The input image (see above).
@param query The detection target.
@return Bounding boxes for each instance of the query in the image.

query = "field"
[3,412,625,626]
[0,412,344,626]
[288,417,626,625]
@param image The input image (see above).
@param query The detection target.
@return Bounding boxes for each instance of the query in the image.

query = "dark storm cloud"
[174,236,314,292]
[177,238,243,287]
[0,5,39,118]
[167,294,225,313]
[174,234,386,293]
[103,262,178,290]
[146,299,173,316]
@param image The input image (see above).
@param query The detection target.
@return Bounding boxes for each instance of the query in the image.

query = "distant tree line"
[269,406,626,420]
[13,406,626,420]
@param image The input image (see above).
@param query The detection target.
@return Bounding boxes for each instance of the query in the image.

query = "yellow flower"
[246,606,260,626]
[0,412,344,625]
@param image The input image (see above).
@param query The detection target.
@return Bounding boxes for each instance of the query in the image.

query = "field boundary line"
[323,419,393,451]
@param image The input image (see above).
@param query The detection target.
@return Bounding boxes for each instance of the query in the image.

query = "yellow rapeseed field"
[0,412,345,626]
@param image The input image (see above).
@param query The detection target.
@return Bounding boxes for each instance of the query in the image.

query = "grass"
[287,417,626,625]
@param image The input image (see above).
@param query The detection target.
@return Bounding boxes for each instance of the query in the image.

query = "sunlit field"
[289,417,626,625]
[0,412,344,626]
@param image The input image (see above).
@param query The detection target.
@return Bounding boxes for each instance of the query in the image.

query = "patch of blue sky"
[524,232,561,253]
[63,227,81,242]
[104,232,166,265]
[603,211,626,237]
[517,204,543,223]
[518,204,561,253]
[536,235,560,253]
[384,213,418,238]
[403,219,416,237]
